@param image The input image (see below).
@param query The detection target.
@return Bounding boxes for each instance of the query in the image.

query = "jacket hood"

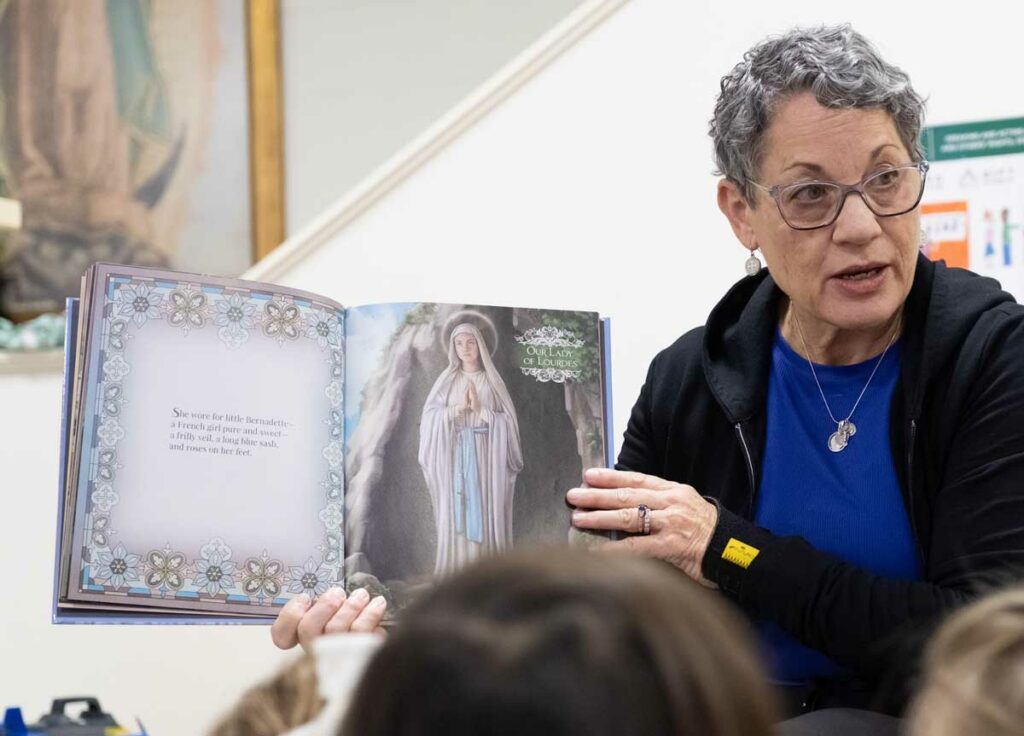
[701,254,1016,424]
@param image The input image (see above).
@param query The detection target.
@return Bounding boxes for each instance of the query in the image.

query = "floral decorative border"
[78,274,345,609]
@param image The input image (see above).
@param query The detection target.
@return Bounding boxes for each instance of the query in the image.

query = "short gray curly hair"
[710,24,926,203]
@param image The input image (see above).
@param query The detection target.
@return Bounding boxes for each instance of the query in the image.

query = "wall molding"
[243,0,628,283]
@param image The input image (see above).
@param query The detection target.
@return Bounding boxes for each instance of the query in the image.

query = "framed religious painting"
[0,0,284,322]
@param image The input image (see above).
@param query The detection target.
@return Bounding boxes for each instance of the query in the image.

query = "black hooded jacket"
[617,254,1024,704]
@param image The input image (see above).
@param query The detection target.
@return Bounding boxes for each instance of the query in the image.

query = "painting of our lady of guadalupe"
[0,0,270,319]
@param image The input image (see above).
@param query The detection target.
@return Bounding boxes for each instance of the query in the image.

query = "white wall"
[4,0,1024,732]
[283,0,585,233]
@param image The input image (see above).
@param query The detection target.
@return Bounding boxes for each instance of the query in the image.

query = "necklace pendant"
[828,419,857,453]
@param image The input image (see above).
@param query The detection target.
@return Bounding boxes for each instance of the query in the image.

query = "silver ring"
[637,504,651,535]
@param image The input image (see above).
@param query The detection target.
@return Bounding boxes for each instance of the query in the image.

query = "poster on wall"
[921,117,1024,298]
[0,0,283,322]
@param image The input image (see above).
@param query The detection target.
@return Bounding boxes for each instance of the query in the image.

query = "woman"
[419,318,523,575]
[905,585,1024,736]
[567,24,1024,717]
[339,548,779,736]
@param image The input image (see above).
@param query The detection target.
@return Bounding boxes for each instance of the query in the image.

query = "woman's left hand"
[567,468,719,588]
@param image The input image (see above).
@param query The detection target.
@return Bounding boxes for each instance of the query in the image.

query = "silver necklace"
[791,313,901,453]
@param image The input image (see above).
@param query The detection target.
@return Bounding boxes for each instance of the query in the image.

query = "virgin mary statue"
[418,317,523,575]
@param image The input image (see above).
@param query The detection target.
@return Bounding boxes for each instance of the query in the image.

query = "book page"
[67,265,345,615]
[344,303,605,612]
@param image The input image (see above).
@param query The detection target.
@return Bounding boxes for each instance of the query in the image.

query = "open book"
[54,263,612,622]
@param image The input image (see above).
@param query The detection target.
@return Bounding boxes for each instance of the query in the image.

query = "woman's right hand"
[270,587,387,652]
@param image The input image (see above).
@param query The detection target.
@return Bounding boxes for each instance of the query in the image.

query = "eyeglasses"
[748,161,929,231]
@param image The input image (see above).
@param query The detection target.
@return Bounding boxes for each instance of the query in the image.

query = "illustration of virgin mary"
[418,312,523,575]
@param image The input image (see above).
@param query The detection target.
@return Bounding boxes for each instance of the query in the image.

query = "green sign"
[924,117,1024,162]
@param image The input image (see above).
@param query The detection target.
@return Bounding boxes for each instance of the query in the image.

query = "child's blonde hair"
[906,586,1024,736]
[208,653,324,736]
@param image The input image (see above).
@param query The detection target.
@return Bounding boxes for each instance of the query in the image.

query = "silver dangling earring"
[919,228,929,251]
[744,248,762,276]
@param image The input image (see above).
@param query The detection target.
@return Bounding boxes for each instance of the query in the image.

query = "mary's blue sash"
[453,426,488,543]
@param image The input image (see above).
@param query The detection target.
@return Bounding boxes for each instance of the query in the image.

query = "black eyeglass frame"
[747,160,930,231]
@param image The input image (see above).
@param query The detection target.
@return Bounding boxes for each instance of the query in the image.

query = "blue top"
[754,330,921,684]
